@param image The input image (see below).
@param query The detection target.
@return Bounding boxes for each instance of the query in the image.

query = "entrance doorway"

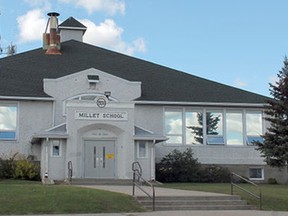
[84,140,115,178]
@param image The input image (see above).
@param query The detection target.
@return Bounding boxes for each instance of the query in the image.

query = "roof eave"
[135,100,267,108]
[0,96,54,101]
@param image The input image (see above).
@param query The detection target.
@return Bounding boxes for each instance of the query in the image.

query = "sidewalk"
[74,185,288,216]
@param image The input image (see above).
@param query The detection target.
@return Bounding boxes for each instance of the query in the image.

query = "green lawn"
[160,183,288,211]
[0,180,145,215]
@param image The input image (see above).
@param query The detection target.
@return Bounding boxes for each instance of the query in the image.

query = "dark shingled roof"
[0,40,270,104]
[59,17,87,29]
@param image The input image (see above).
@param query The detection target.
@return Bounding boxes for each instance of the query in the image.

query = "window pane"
[52,145,60,156]
[165,111,182,144]
[0,106,17,139]
[207,136,225,145]
[186,111,203,144]
[52,140,61,156]
[166,135,182,144]
[206,112,223,135]
[227,112,243,145]
[246,112,262,136]
[138,142,147,158]
[249,168,263,179]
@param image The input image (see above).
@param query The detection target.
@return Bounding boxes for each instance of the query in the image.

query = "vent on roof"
[43,12,61,55]
[87,75,99,83]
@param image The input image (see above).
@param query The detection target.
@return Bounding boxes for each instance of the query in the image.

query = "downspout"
[45,137,49,179]
[150,140,156,181]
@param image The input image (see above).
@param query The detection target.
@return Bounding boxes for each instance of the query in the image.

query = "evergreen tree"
[187,112,220,144]
[256,57,288,168]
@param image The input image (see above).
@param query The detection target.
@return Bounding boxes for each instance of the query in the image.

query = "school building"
[0,13,287,184]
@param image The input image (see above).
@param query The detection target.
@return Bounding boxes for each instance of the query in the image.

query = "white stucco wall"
[0,100,53,159]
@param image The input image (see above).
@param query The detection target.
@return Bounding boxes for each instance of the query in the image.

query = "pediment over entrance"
[43,68,142,102]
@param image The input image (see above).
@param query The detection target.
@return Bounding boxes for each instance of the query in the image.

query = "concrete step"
[70,178,133,185]
[137,195,256,211]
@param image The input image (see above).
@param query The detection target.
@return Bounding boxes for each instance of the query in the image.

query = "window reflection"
[186,111,203,144]
[206,112,223,135]
[246,112,262,136]
[246,112,263,145]
[0,105,17,140]
[227,112,243,145]
[165,111,182,144]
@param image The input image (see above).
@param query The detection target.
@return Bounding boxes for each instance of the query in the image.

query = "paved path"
[79,185,228,197]
[72,185,288,216]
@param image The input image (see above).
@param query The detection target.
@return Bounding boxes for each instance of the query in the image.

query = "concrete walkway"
[74,185,288,216]
[79,185,228,197]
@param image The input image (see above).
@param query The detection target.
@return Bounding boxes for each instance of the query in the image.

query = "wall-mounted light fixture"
[104,91,111,99]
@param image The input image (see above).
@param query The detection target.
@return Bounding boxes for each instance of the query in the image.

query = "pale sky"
[1,0,288,96]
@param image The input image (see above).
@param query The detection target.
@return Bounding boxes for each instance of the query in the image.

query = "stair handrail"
[230,172,262,210]
[132,161,155,211]
[68,161,73,184]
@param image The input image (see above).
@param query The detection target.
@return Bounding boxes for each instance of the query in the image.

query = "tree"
[187,112,220,144]
[255,57,288,168]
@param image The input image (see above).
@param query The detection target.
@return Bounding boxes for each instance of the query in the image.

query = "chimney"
[43,12,61,55]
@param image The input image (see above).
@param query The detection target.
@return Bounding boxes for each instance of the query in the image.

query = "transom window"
[0,104,17,140]
[165,108,263,146]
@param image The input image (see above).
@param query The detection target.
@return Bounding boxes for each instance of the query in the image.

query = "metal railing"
[230,172,262,210]
[68,161,73,184]
[132,161,155,211]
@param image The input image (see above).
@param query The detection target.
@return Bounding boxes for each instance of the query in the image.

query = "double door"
[84,140,115,178]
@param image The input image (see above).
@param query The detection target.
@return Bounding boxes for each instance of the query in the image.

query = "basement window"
[249,168,264,180]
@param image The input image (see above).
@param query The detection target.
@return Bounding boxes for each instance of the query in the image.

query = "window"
[164,108,265,146]
[249,168,264,180]
[206,111,224,145]
[0,105,17,140]
[246,112,263,145]
[51,140,61,157]
[186,111,203,144]
[137,141,148,158]
[165,111,182,144]
[226,112,243,145]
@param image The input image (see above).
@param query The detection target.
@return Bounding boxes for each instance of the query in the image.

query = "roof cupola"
[58,17,87,42]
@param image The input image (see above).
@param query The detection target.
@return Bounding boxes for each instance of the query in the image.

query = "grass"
[0,180,145,215]
[160,183,288,211]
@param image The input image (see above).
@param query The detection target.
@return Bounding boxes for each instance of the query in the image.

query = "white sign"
[75,111,128,121]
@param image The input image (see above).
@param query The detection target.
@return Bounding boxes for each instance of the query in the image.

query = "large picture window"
[164,108,264,146]
[0,105,17,140]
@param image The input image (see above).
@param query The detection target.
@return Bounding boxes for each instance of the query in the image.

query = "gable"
[44,68,141,102]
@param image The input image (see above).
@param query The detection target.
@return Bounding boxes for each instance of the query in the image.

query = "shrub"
[156,148,202,182]
[268,178,278,184]
[0,153,18,179]
[200,165,231,183]
[13,159,40,180]
[156,148,231,183]
[0,153,40,180]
